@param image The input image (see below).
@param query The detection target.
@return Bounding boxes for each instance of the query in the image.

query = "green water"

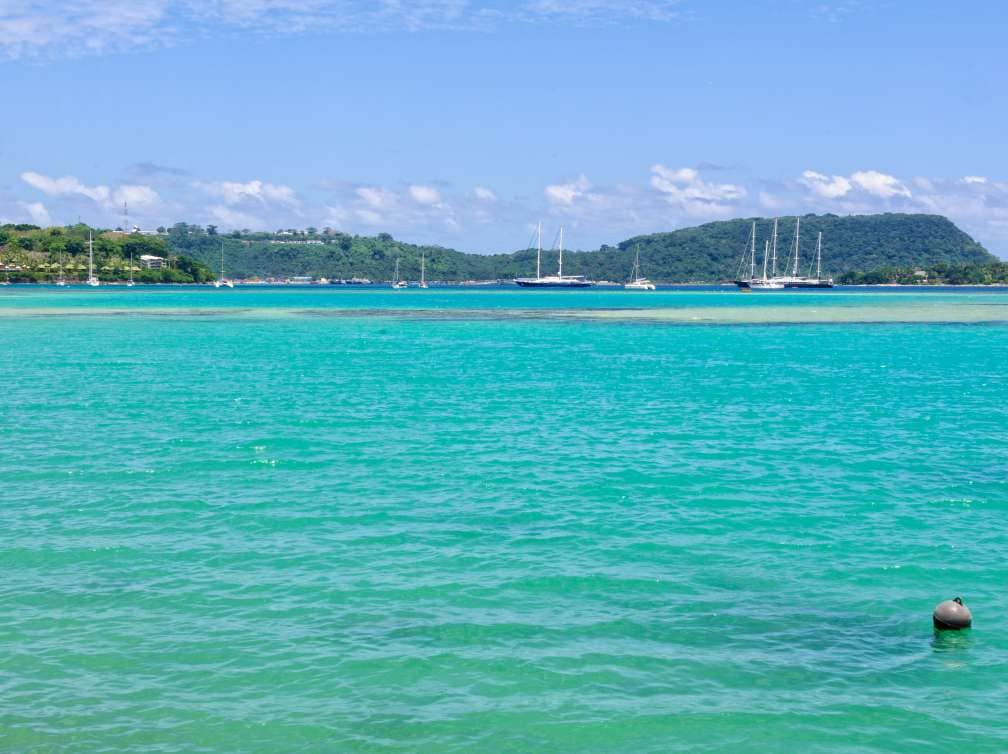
[2,287,1007,752]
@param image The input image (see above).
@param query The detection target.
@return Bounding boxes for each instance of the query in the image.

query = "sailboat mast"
[762,239,769,281]
[220,241,224,282]
[771,218,778,277]
[421,253,425,285]
[816,231,822,280]
[88,231,94,280]
[558,226,564,278]
[750,221,756,280]
[129,251,133,284]
[791,216,801,277]
[536,221,542,280]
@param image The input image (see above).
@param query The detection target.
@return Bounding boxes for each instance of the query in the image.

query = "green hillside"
[168,214,994,283]
[1,213,995,283]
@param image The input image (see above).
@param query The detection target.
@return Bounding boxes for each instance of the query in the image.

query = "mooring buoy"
[933,597,972,630]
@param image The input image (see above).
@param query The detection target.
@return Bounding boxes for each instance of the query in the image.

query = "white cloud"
[113,184,160,207]
[473,186,497,202]
[198,179,297,206]
[356,186,396,209]
[545,175,592,206]
[799,170,852,199]
[962,175,988,185]
[649,164,745,216]
[849,170,911,199]
[19,201,52,225]
[20,171,111,203]
[408,184,442,205]
[208,205,260,229]
[0,1,686,60]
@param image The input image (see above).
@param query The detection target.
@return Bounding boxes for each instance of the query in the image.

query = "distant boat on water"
[56,245,67,286]
[515,223,593,288]
[391,258,407,289]
[86,231,100,287]
[735,218,831,290]
[212,241,234,288]
[419,253,428,288]
[126,250,135,287]
[624,246,655,290]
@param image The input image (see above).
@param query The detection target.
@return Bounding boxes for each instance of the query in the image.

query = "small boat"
[86,231,100,286]
[419,253,428,289]
[624,246,655,290]
[515,224,593,288]
[126,251,135,287]
[56,246,67,286]
[212,241,234,288]
[391,258,407,289]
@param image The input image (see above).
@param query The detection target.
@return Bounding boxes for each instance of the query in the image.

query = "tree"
[206,225,218,236]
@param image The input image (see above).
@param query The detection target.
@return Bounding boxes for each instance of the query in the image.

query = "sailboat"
[212,241,234,288]
[391,258,407,288]
[86,231,100,286]
[419,253,428,288]
[126,251,135,287]
[780,219,833,288]
[56,246,66,286]
[624,245,655,290]
[514,224,592,288]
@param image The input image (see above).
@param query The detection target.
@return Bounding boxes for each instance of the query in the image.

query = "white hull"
[624,280,655,291]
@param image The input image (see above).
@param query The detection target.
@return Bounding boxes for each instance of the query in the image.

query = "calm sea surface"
[2,286,1007,752]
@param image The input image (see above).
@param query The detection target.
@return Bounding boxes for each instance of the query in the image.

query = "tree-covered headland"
[1,213,998,284]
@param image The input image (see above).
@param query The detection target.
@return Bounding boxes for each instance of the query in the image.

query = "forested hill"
[1,213,994,284]
[167,213,994,283]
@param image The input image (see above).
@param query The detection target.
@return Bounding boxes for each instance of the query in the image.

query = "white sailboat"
[514,224,592,288]
[126,251,135,287]
[56,245,66,286]
[779,219,833,288]
[212,241,234,288]
[86,231,100,286]
[624,246,655,290]
[419,253,428,288]
[391,258,407,288]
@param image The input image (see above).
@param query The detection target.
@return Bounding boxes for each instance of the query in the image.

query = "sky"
[2,0,1007,255]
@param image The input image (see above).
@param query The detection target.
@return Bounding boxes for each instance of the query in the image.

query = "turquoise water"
[2,286,1007,752]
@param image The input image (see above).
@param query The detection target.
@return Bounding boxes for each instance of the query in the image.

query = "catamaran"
[624,246,656,290]
[391,258,407,288]
[86,231,100,286]
[419,253,428,288]
[515,224,592,288]
[212,241,234,288]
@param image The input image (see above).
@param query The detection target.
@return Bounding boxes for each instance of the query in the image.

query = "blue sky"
[2,0,1007,254]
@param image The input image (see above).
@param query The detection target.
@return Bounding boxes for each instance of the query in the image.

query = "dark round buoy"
[933,597,972,630]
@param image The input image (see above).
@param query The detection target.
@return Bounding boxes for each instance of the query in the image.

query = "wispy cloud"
[0,0,686,60]
[9,164,1008,256]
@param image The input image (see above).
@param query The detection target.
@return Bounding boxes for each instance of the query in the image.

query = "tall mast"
[88,231,94,280]
[421,252,425,285]
[129,251,133,284]
[762,239,769,281]
[558,225,564,278]
[220,241,225,282]
[771,218,778,277]
[536,221,542,280]
[750,221,756,280]
[791,216,801,277]
[816,231,822,280]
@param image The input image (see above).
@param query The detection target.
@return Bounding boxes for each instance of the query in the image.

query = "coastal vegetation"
[1,213,996,284]
[837,261,1008,285]
[0,224,214,283]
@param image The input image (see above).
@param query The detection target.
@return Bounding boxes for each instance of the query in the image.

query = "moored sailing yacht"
[126,251,135,287]
[515,224,593,288]
[86,231,100,286]
[735,221,782,290]
[391,258,407,288]
[780,218,833,288]
[212,241,234,288]
[419,253,428,288]
[624,246,655,290]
